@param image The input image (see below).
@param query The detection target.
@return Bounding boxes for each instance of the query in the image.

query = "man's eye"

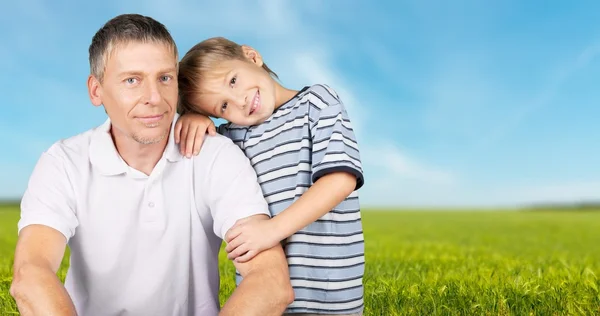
[160,75,171,82]
[221,102,228,112]
[229,76,237,87]
[126,78,137,84]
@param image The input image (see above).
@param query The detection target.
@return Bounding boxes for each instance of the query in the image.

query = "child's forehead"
[194,59,245,98]
[191,89,220,116]
[199,63,233,89]
[194,75,227,106]
[199,75,227,95]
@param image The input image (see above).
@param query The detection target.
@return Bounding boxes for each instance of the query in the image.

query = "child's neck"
[273,82,301,111]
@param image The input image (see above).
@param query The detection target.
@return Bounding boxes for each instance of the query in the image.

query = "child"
[176,37,365,316]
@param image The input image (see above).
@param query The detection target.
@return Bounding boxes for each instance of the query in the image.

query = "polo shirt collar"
[164,113,183,163]
[89,114,183,176]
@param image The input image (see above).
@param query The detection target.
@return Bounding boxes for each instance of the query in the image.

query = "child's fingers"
[208,122,217,136]
[179,123,190,155]
[174,120,183,144]
[192,131,204,156]
[225,236,244,253]
[233,217,251,226]
[224,226,243,243]
[227,243,249,260]
[185,126,198,158]
[235,250,257,263]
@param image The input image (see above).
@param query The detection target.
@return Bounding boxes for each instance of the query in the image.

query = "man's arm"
[224,172,357,262]
[220,215,294,316]
[199,138,294,315]
[10,224,76,315]
[11,147,80,315]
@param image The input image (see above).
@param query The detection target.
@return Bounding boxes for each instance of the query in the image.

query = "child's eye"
[221,102,228,113]
[229,76,237,87]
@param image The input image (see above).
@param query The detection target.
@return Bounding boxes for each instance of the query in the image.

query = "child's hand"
[174,113,217,158]
[224,217,281,263]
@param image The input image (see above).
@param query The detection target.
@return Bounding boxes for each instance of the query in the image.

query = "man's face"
[93,42,178,144]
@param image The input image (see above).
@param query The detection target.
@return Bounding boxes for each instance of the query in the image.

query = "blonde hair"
[178,37,278,115]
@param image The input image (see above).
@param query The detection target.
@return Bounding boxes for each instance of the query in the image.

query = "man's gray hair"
[89,14,178,82]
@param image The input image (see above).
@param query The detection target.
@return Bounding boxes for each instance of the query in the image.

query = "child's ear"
[241,45,264,67]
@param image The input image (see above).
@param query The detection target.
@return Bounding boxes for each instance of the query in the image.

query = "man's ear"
[87,75,103,107]
[241,45,264,67]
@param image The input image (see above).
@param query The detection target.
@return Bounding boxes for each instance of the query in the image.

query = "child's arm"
[224,171,357,262]
[174,113,217,158]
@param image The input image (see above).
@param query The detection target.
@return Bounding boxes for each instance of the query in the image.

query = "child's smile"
[249,90,261,115]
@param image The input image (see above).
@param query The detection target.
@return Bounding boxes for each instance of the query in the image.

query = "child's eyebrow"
[222,70,234,86]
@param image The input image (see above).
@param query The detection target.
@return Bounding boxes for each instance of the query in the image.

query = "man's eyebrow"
[117,70,144,77]
[159,67,177,74]
[116,67,177,77]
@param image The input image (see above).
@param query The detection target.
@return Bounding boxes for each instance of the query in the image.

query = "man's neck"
[111,128,169,176]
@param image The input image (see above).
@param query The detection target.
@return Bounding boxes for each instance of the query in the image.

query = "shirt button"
[148,202,155,208]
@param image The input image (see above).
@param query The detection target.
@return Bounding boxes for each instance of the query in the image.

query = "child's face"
[194,58,277,126]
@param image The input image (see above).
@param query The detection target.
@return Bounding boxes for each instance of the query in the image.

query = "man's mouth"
[249,90,261,115]
[136,114,164,126]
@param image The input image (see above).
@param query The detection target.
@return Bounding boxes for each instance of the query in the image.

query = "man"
[9,14,294,315]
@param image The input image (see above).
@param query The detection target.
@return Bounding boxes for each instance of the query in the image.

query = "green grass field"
[1,204,599,315]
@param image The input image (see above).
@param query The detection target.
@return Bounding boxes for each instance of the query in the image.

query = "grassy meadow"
[1,204,599,315]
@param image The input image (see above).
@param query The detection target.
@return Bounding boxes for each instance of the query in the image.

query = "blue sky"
[1,0,598,207]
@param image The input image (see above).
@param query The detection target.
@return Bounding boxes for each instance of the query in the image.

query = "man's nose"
[143,81,161,105]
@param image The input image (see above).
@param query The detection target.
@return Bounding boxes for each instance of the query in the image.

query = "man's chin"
[132,129,169,145]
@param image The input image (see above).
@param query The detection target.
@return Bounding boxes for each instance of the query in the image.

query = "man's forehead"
[106,41,177,68]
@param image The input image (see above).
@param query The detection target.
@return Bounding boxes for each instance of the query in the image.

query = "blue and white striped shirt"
[219,84,365,314]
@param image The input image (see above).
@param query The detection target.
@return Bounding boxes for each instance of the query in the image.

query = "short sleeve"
[18,149,79,242]
[216,122,231,139]
[309,85,364,190]
[201,138,270,240]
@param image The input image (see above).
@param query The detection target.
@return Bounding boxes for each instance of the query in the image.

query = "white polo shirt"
[18,114,270,315]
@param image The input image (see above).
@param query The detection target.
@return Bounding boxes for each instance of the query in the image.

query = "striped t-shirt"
[218,84,365,315]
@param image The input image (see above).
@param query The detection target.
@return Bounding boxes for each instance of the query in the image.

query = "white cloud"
[422,55,510,142]
[292,52,367,135]
[0,159,39,200]
[1,0,63,56]
[478,41,600,147]
[364,143,456,186]
[357,142,461,207]
[359,179,600,209]
[115,0,462,207]
[123,0,301,40]
[0,163,34,199]
[0,46,15,71]
[506,181,600,206]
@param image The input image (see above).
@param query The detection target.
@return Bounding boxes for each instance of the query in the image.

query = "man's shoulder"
[43,124,102,164]
[190,133,255,186]
[193,133,241,162]
[201,132,236,149]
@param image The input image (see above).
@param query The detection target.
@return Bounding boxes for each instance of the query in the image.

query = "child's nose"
[234,94,247,108]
